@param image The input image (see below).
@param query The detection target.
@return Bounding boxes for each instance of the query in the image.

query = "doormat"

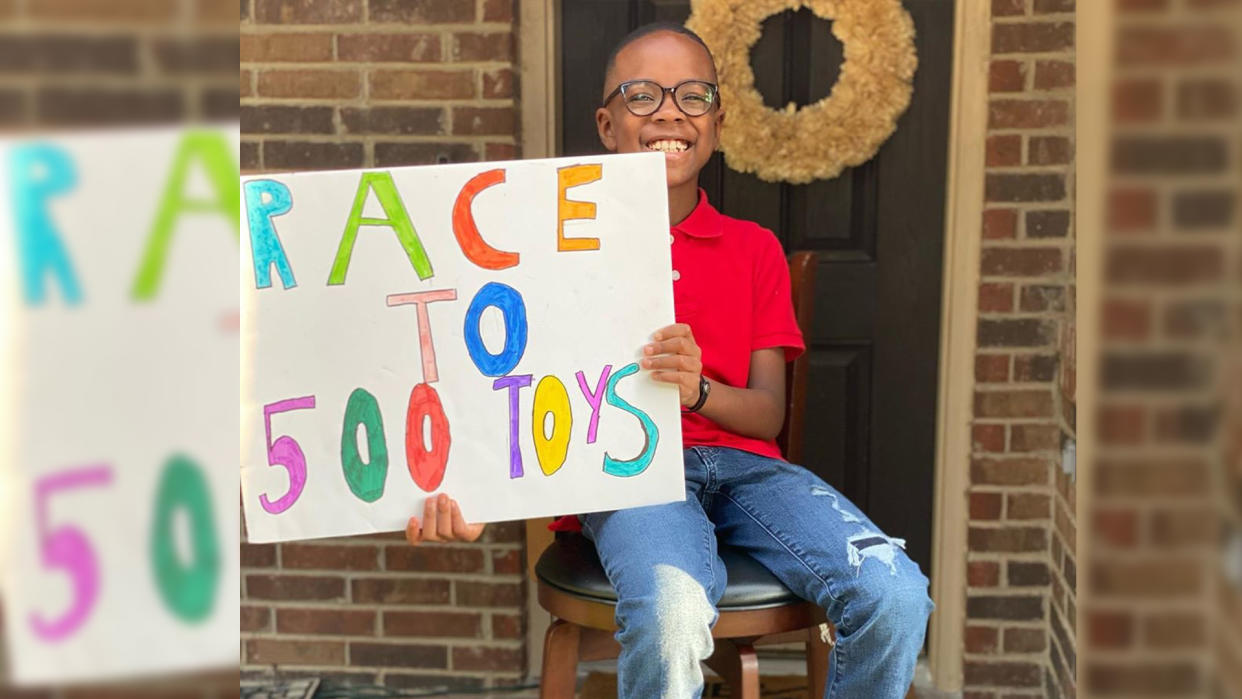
[579,672,809,698]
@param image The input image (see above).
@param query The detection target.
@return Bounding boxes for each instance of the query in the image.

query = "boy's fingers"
[450,502,475,540]
[422,497,440,541]
[436,495,453,539]
[652,323,693,341]
[405,516,423,546]
[643,355,701,372]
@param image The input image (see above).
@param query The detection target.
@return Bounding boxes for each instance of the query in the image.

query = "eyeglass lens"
[622,81,715,117]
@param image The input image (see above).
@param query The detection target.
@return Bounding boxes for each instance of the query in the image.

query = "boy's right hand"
[406,493,485,545]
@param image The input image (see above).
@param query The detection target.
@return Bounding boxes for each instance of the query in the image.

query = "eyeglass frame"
[600,79,721,117]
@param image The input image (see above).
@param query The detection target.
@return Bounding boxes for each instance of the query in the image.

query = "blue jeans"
[580,446,932,699]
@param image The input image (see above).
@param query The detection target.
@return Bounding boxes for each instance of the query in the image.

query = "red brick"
[351,578,451,605]
[1094,508,1138,548]
[246,574,345,601]
[989,60,1026,92]
[992,22,1074,53]
[969,526,1047,553]
[1113,78,1163,123]
[482,68,515,98]
[1033,0,1074,11]
[1102,297,1151,340]
[1010,424,1059,452]
[383,611,482,638]
[492,550,523,575]
[1108,187,1158,232]
[1028,136,1070,165]
[349,642,447,669]
[1119,0,1169,9]
[1177,78,1236,120]
[371,69,474,100]
[966,625,999,653]
[992,0,1026,16]
[1012,354,1057,382]
[977,318,1056,348]
[482,521,525,543]
[976,354,1010,383]
[337,33,441,62]
[966,596,1044,622]
[1117,25,1236,65]
[258,70,360,99]
[1004,628,1046,653]
[1148,508,1215,548]
[485,142,518,160]
[241,69,253,98]
[385,546,485,573]
[989,99,1069,128]
[277,608,376,636]
[1096,458,1209,497]
[1018,284,1066,312]
[1106,245,1224,285]
[282,543,379,571]
[971,456,1050,486]
[241,542,276,567]
[254,0,360,23]
[241,33,333,62]
[376,142,479,166]
[968,560,1001,587]
[1033,60,1074,89]
[483,0,514,22]
[978,282,1015,312]
[241,605,271,632]
[975,390,1054,418]
[964,660,1044,688]
[1141,613,1205,649]
[452,32,513,62]
[263,141,363,170]
[246,639,345,665]
[1006,492,1051,519]
[986,134,1022,166]
[451,646,523,672]
[454,581,522,607]
[982,209,1018,239]
[370,0,474,23]
[492,614,523,639]
[970,491,1004,519]
[972,423,1007,455]
[985,173,1066,202]
[981,248,1062,276]
[29,0,178,23]
[452,106,515,135]
[1091,560,1202,597]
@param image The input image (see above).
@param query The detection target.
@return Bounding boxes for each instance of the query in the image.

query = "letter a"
[131,131,240,300]
[327,172,433,285]
[8,143,82,306]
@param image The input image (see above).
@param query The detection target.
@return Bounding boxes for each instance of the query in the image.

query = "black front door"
[559,0,952,579]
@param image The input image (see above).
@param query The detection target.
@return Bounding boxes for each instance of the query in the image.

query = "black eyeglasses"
[601,79,719,117]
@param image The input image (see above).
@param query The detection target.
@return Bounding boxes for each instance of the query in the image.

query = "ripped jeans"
[580,446,933,699]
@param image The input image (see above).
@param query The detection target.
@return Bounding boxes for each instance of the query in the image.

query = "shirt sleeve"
[751,230,806,362]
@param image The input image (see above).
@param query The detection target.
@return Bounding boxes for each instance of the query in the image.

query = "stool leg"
[540,619,580,699]
[735,643,760,699]
[807,623,832,698]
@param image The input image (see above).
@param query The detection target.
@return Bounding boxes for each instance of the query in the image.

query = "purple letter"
[493,374,533,478]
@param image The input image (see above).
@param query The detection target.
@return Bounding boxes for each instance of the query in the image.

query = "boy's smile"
[596,30,723,224]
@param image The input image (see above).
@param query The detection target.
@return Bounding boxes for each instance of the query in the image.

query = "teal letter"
[9,143,82,306]
[131,131,240,300]
[602,363,659,477]
[243,180,297,289]
[327,172,433,285]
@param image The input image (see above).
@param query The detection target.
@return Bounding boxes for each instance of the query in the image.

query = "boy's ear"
[596,107,618,152]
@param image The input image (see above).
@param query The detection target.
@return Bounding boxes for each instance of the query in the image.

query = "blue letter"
[463,282,527,377]
[9,144,82,306]
[243,179,297,289]
[602,363,659,477]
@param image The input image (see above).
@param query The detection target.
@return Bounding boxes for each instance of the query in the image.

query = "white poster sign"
[0,126,240,684]
[240,152,684,543]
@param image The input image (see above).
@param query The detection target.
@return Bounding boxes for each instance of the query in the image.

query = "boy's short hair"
[603,21,718,94]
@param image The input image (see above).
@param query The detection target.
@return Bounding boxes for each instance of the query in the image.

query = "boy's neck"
[668,180,699,227]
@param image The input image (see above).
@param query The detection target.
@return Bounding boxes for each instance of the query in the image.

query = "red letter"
[387,289,457,384]
[406,383,451,492]
[452,168,518,270]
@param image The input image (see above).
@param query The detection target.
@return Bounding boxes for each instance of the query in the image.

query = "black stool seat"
[535,533,804,611]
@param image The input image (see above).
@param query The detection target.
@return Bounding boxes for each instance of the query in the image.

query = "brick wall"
[966,0,1077,696]
[1085,0,1241,696]
[0,0,237,128]
[238,0,529,692]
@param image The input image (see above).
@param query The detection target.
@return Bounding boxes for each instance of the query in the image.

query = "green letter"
[327,172,433,285]
[131,131,240,300]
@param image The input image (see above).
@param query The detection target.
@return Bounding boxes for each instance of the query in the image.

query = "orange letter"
[557,164,601,252]
[452,168,518,270]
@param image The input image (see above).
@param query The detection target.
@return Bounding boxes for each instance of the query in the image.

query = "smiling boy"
[408,22,933,698]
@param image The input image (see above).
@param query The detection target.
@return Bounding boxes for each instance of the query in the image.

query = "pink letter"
[575,365,612,445]
[387,289,458,384]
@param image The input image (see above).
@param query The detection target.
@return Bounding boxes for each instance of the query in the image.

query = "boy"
[409,22,932,698]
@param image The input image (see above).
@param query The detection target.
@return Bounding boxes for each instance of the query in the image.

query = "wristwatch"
[685,375,710,413]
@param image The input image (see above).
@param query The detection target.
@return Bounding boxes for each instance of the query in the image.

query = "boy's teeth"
[647,139,688,153]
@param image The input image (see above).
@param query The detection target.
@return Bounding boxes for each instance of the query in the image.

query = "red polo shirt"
[550,191,804,531]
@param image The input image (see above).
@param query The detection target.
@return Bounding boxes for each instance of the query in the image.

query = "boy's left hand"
[642,323,704,408]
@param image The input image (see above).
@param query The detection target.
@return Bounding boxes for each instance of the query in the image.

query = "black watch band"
[685,375,710,413]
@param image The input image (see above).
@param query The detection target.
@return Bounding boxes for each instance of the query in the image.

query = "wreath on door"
[686,0,918,184]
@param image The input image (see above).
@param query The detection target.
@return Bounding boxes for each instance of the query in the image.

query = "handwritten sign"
[240,153,685,543]
[0,127,240,684]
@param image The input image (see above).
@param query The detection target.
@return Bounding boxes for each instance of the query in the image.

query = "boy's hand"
[406,494,485,545]
[642,323,704,408]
